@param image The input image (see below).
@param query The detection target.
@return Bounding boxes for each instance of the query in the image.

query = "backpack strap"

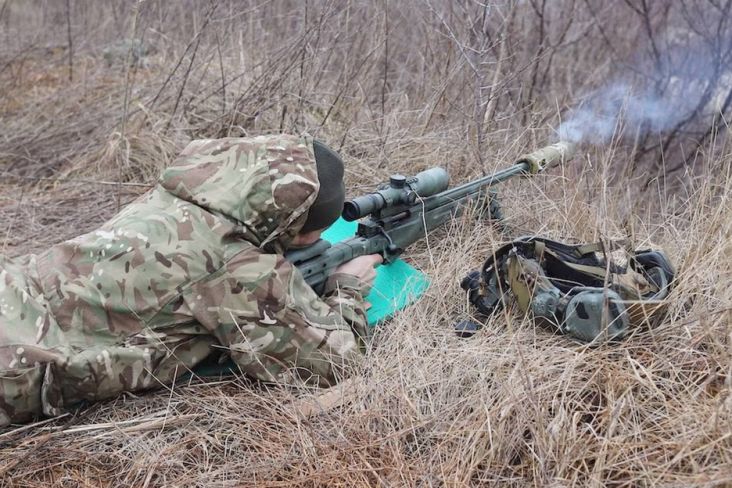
[460,241,516,316]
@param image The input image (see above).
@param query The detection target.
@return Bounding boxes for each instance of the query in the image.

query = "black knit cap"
[300,140,346,233]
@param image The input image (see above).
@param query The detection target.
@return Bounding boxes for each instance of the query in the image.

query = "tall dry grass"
[1,1,731,486]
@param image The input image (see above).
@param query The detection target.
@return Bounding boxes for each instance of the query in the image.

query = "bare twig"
[65,0,73,81]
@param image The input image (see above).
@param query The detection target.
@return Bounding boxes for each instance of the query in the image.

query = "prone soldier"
[0,134,382,426]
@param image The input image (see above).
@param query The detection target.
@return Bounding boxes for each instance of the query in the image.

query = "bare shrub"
[1,1,731,486]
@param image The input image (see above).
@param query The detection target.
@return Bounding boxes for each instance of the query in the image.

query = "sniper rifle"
[285,142,576,294]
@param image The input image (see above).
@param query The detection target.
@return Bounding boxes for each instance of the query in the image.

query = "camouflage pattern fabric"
[0,134,369,426]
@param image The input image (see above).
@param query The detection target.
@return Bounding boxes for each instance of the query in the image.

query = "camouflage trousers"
[0,256,214,426]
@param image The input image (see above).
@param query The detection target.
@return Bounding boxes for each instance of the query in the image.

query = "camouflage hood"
[159,134,320,251]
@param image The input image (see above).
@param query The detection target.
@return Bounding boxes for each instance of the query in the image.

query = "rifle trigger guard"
[378,226,401,263]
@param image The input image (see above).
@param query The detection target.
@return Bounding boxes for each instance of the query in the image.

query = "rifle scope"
[342,167,449,221]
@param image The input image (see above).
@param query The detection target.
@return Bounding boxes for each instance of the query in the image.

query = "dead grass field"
[1,1,731,486]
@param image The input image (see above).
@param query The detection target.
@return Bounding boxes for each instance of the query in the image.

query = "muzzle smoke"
[558,60,732,145]
[558,82,678,144]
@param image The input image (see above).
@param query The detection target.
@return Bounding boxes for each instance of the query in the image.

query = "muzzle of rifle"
[343,167,449,221]
[515,141,576,174]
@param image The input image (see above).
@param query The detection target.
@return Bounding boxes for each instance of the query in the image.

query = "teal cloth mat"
[321,217,429,326]
[193,218,429,376]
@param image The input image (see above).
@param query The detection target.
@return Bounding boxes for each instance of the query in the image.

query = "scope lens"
[342,193,385,221]
[342,201,361,221]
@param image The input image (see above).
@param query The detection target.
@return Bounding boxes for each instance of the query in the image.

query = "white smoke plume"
[558,58,732,145]
[558,82,680,144]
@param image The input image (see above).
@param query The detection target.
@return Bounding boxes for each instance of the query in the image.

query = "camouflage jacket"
[0,134,369,426]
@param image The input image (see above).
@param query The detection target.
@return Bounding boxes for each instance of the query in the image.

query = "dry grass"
[1,1,731,486]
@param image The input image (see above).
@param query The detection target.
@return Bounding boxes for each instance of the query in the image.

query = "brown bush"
[1,1,731,486]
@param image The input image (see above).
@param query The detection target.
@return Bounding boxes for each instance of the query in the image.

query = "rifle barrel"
[420,141,574,212]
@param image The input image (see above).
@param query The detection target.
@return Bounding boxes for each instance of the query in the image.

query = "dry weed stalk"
[0,1,731,486]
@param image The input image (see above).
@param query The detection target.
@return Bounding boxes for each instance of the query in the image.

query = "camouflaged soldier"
[0,134,382,426]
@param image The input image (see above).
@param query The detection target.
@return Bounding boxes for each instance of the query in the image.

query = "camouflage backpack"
[460,236,675,343]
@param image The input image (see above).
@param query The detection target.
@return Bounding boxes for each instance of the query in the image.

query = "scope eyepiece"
[342,167,449,221]
[343,194,383,221]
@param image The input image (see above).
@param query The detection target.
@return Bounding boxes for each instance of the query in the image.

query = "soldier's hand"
[335,254,383,287]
